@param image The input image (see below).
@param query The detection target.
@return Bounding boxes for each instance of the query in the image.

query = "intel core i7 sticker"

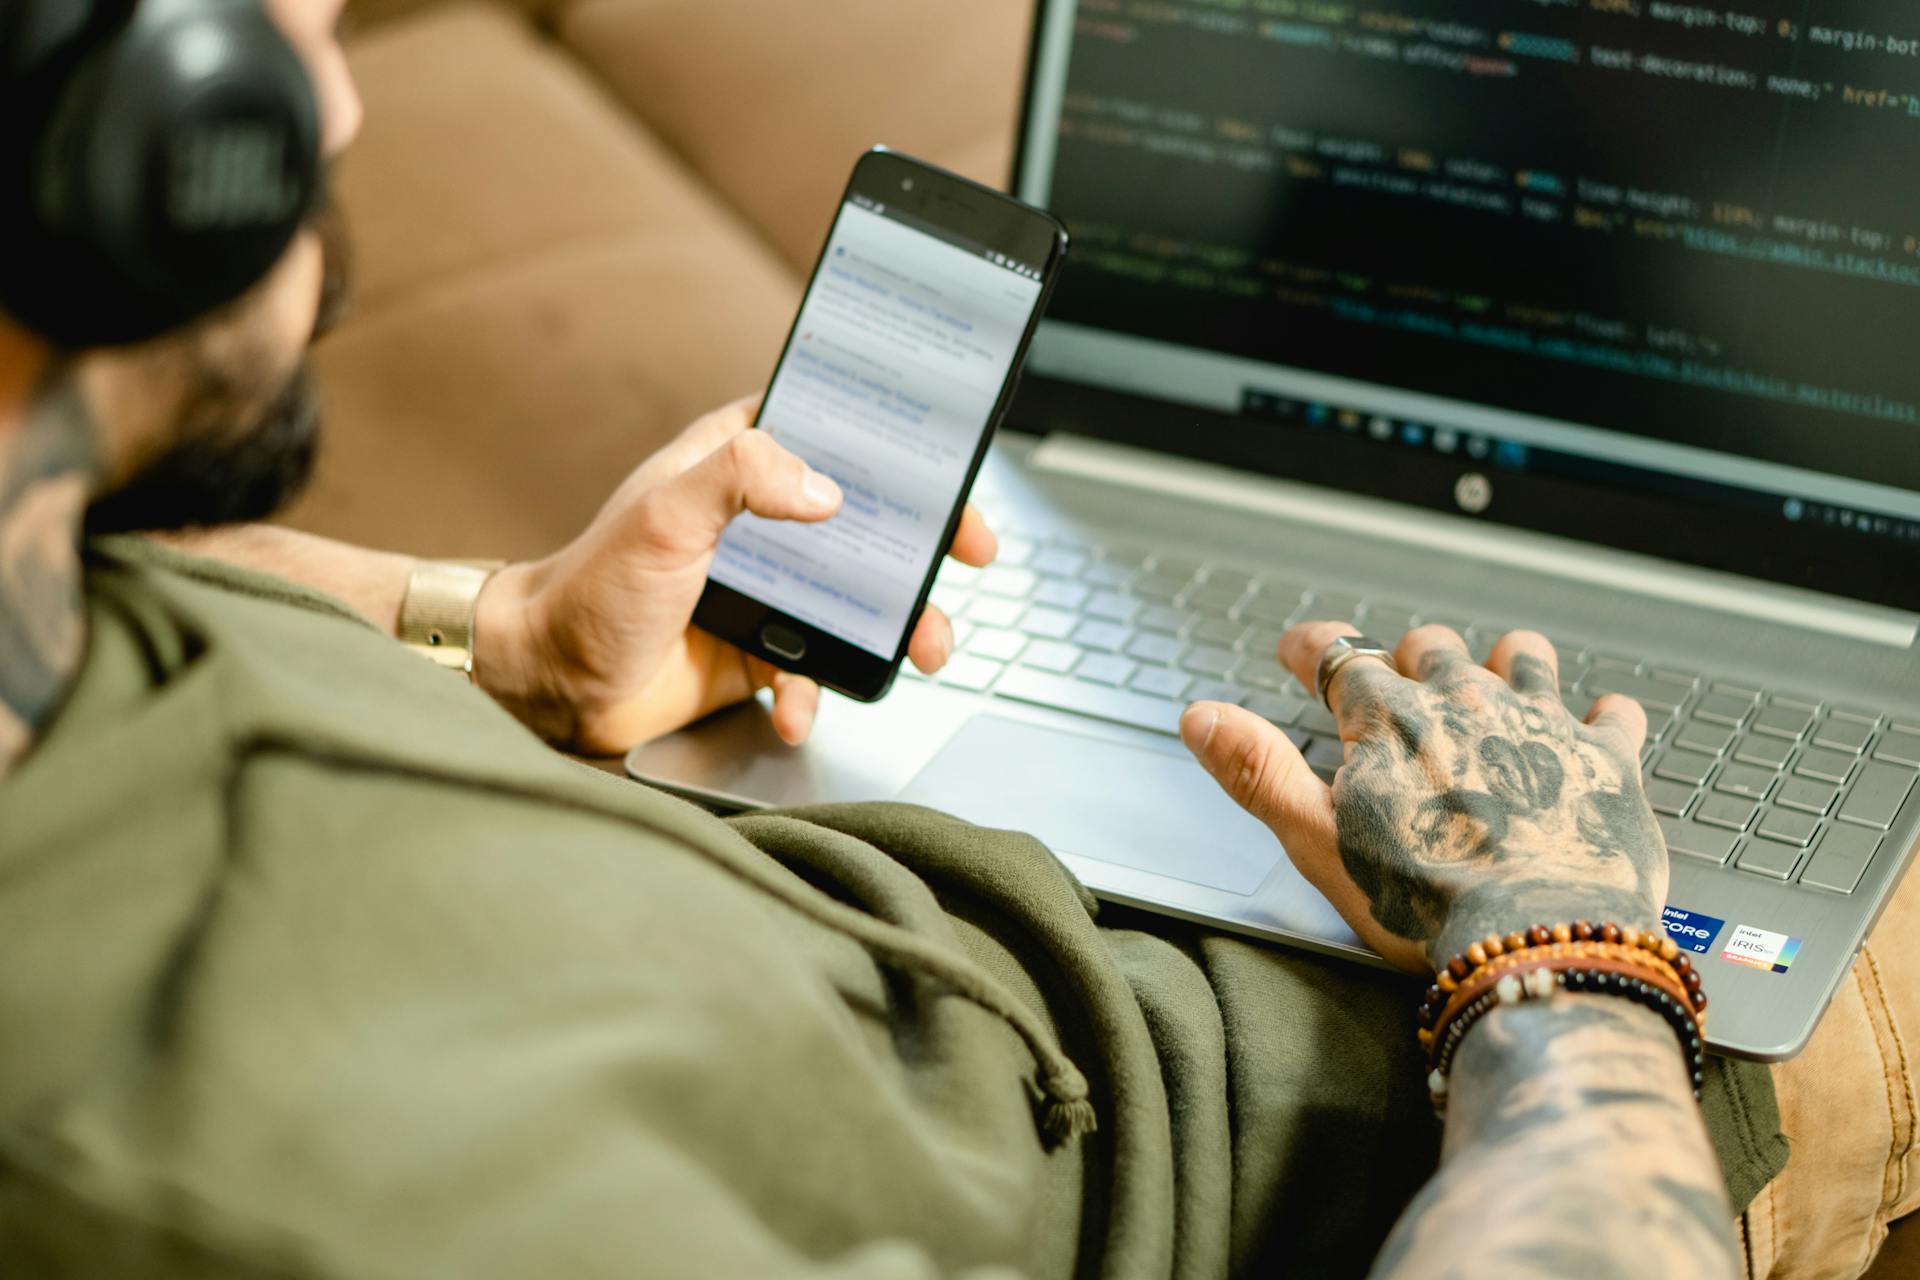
[1722,924,1803,975]
[1661,906,1725,955]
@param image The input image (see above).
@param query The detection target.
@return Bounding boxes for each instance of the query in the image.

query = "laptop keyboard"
[914,529,1920,899]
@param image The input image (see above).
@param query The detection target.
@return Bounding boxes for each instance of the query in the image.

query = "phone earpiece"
[0,0,322,348]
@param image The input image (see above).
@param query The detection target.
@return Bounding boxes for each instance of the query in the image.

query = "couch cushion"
[289,2,800,560]
[349,0,561,34]
[558,0,1034,272]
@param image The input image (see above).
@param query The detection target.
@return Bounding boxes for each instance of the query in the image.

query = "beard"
[84,198,356,537]
[82,365,323,534]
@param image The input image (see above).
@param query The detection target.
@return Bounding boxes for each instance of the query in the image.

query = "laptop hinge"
[1029,434,1920,650]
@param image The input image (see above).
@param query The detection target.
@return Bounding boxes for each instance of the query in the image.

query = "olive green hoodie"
[0,542,1785,1277]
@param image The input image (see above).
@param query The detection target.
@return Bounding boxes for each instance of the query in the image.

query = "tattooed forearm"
[0,373,99,772]
[1372,997,1737,1278]
[1198,621,1703,1269]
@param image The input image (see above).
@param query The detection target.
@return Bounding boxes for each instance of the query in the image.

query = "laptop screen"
[1012,0,1920,609]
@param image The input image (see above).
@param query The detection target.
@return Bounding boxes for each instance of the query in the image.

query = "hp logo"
[1454,472,1493,514]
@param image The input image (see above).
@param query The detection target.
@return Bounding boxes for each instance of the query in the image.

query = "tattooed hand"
[1181,621,1665,973]
[1186,622,1733,1275]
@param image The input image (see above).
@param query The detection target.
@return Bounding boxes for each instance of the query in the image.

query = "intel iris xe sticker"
[1722,924,1804,975]
[1661,905,1725,955]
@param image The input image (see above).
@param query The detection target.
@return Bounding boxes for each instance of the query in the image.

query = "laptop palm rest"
[898,715,1285,896]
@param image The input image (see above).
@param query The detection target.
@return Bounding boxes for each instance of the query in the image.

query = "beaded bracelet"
[1425,953,1707,1109]
[1417,938,1698,1053]
[1418,922,1708,1113]
[1417,921,1708,1036]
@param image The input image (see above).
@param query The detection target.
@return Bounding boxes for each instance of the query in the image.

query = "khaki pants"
[1749,853,1920,1278]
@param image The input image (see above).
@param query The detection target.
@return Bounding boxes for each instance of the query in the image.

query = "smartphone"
[694,147,1069,702]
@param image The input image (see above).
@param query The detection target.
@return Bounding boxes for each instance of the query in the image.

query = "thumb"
[639,429,842,550]
[1181,701,1338,858]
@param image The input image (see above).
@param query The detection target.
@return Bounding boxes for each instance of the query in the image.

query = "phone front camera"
[901,179,915,192]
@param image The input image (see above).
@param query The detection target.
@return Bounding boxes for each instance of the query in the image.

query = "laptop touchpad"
[897,716,1285,896]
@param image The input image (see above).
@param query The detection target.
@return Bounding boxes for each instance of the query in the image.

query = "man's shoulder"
[81,534,528,767]
[88,534,379,632]
[45,533,729,867]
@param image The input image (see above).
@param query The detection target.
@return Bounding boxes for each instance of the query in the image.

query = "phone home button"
[760,624,807,662]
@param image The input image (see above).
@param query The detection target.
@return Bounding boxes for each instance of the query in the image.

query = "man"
[0,0,1911,1274]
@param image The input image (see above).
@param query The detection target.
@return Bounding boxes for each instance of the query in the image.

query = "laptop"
[631,0,1920,1061]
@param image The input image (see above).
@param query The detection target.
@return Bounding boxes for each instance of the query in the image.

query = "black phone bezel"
[694,147,1070,703]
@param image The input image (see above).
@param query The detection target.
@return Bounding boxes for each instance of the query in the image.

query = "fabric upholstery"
[1744,855,1920,1278]
[350,0,562,30]
[558,0,1034,271]
[289,3,800,559]
[299,0,1033,558]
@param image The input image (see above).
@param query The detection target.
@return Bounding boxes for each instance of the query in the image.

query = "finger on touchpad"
[896,716,1283,895]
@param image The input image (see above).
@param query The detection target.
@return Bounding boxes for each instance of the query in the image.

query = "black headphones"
[0,0,322,348]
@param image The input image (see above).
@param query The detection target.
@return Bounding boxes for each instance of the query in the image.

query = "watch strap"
[397,560,506,677]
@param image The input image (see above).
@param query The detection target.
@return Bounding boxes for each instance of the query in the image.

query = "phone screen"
[708,199,1046,658]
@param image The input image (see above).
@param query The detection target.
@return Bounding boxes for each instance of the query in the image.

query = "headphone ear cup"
[7,0,321,348]
[0,0,105,317]
[1,0,100,81]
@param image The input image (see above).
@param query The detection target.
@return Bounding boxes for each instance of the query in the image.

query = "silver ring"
[1315,635,1398,710]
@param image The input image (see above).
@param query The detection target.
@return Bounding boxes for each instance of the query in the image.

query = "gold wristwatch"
[397,560,507,679]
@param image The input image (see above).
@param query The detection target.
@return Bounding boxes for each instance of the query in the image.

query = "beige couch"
[292,0,1035,561]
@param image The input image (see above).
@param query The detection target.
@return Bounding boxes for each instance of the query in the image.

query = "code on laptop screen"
[1037,1,1920,505]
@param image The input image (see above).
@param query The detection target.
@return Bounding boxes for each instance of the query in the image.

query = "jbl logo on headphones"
[169,125,302,231]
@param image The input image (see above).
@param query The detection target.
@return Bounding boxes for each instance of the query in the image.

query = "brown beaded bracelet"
[1417,920,1708,1036]
[1421,940,1679,1043]
[1423,957,1708,1111]
[1418,922,1709,1113]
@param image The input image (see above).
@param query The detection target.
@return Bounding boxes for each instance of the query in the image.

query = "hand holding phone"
[473,396,999,754]
[695,148,1069,701]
